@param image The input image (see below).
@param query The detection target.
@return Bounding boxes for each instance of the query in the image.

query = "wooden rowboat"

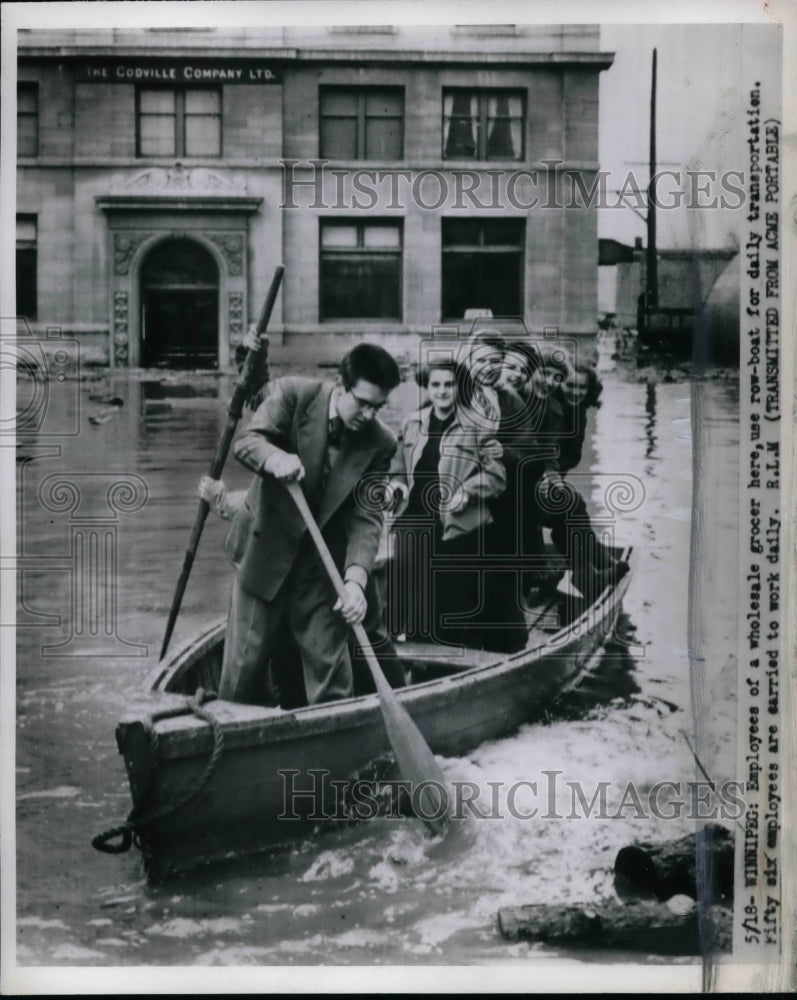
[109,549,633,877]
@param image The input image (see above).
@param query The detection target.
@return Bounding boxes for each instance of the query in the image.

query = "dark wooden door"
[140,239,218,368]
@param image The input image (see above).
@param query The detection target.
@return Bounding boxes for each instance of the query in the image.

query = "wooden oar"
[160,266,284,660]
[285,480,450,836]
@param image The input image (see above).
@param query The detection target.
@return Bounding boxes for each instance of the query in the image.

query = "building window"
[320,87,404,160]
[17,83,39,157]
[320,221,403,320]
[442,89,524,160]
[441,219,524,319]
[16,216,37,319]
[137,88,221,157]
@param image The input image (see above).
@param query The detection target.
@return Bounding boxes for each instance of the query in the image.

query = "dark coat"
[224,376,397,602]
[495,384,563,481]
[389,401,505,541]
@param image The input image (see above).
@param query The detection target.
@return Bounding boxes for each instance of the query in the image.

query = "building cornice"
[97,196,263,213]
[19,48,614,70]
[21,158,602,172]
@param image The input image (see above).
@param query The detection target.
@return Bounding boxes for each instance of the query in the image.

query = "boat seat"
[395,639,502,679]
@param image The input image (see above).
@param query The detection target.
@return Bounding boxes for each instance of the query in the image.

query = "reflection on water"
[15,337,739,966]
[644,381,657,460]
[140,380,221,401]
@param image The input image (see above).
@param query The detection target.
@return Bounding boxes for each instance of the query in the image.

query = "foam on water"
[17,786,81,801]
[145,917,252,938]
[299,851,357,882]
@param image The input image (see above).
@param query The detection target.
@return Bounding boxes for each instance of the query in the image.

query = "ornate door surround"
[98,173,261,368]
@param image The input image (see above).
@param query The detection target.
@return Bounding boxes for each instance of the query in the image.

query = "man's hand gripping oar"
[284,480,451,838]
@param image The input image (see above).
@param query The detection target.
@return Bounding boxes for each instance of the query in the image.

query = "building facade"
[16,26,614,366]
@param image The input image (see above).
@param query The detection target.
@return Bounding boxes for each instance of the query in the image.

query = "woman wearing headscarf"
[453,331,533,651]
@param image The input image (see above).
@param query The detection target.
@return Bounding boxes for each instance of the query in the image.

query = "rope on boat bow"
[92,687,224,855]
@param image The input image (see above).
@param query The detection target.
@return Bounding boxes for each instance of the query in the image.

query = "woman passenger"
[386,359,508,650]
[490,340,563,570]
[494,341,626,602]
[455,331,504,421]
[456,333,536,650]
[556,361,603,473]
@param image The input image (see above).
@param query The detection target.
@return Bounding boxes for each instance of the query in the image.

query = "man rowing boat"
[218,341,401,706]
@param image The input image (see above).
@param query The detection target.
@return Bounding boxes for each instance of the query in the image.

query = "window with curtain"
[16,216,37,319]
[17,83,39,158]
[137,88,221,157]
[320,87,404,160]
[320,221,403,320]
[442,89,524,161]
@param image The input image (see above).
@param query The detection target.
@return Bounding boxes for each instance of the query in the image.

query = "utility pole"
[646,47,658,310]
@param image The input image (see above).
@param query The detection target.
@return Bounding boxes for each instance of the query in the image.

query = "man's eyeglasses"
[349,391,387,414]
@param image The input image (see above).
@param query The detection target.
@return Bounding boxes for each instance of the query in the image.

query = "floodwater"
[14,333,740,968]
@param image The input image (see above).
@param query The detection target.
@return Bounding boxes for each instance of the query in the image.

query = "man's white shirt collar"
[328,387,340,423]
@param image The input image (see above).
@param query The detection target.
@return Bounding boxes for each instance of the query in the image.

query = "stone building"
[16,26,613,366]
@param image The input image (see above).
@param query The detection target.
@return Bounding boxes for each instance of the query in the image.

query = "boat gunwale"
[134,547,633,756]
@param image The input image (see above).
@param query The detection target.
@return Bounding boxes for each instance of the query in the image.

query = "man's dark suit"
[220,376,397,705]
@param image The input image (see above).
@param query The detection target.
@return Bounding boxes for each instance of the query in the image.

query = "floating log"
[614,824,734,904]
[497,901,732,955]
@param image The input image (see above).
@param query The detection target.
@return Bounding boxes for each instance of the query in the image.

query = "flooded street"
[15,334,740,967]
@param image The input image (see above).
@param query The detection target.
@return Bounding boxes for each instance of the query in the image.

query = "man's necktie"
[328,416,345,447]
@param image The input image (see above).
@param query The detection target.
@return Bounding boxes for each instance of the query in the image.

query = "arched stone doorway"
[140,238,219,368]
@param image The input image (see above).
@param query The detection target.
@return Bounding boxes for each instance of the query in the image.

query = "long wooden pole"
[285,481,450,836]
[159,266,284,660]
